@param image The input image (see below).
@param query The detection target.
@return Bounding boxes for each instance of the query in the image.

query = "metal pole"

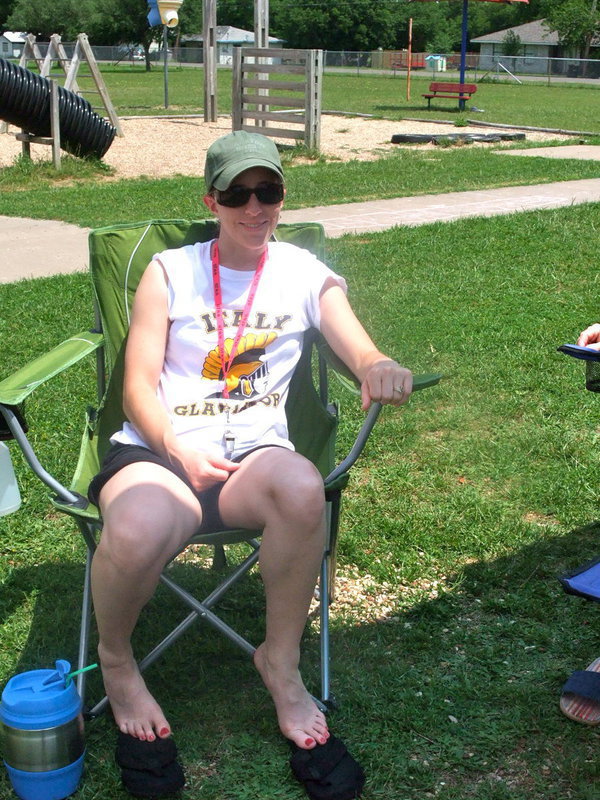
[406,17,412,101]
[255,0,269,126]
[203,0,217,121]
[163,25,169,109]
[459,0,468,109]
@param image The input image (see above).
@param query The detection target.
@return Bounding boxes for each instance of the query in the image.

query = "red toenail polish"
[160,728,170,737]
[305,738,314,747]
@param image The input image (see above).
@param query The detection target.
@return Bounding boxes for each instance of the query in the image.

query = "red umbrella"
[412,0,529,107]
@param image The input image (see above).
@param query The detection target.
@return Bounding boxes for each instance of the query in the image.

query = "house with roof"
[471,19,596,76]
[0,32,26,60]
[180,25,283,65]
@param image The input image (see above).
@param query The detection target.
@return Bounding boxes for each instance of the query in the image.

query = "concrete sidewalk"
[2,177,600,284]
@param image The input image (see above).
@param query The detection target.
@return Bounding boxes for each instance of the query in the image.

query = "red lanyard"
[211,241,267,399]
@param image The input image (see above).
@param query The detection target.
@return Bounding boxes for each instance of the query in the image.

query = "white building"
[0,32,26,60]
[181,25,283,65]
[471,19,590,76]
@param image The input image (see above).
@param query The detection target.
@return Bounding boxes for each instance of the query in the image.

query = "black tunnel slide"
[0,58,116,159]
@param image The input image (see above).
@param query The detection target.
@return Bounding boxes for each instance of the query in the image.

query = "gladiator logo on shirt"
[202,331,277,399]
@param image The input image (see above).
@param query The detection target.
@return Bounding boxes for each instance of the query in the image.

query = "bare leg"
[93,463,202,741]
[219,448,330,749]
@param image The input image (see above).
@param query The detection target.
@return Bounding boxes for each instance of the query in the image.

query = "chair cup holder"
[586,361,600,392]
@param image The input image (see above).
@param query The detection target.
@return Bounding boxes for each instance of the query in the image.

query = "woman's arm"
[123,261,239,490]
[122,260,174,455]
[319,282,413,410]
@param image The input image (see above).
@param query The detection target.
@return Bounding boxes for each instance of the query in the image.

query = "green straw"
[65,663,98,686]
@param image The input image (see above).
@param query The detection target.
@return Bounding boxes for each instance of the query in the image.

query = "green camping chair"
[0,218,440,717]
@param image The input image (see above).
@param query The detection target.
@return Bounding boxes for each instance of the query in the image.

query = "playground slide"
[0,58,116,159]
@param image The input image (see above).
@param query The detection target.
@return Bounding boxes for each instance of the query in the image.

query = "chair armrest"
[0,330,104,405]
[317,338,441,395]
[324,372,442,486]
[325,402,382,486]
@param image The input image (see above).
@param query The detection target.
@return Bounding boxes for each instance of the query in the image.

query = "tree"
[272,0,398,51]
[0,0,17,31]
[7,0,101,40]
[405,3,461,52]
[542,0,599,58]
[502,29,522,56]
[216,0,255,31]
[93,0,162,67]
[7,0,161,68]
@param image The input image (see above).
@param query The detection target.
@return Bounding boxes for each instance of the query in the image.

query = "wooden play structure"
[18,33,122,135]
[0,33,121,169]
[232,48,323,150]
[203,0,322,150]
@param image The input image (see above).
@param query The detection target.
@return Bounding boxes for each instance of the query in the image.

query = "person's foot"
[99,645,171,741]
[254,643,329,749]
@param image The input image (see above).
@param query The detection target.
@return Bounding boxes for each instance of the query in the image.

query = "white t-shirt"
[111,240,347,457]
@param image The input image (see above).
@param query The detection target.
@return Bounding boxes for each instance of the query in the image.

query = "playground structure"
[203,0,323,150]
[232,48,322,150]
[0,33,120,168]
[0,0,324,165]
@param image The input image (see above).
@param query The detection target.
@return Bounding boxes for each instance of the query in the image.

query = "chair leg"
[77,547,94,700]
[318,494,341,710]
[319,554,332,707]
[326,492,341,605]
[77,524,98,705]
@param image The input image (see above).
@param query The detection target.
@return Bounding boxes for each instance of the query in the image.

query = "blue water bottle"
[0,660,85,800]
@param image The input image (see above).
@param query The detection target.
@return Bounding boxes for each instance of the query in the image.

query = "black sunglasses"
[215,182,284,208]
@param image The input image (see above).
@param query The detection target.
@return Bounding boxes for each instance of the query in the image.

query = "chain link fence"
[321,50,600,82]
[9,42,600,83]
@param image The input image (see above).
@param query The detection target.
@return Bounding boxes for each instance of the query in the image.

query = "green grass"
[323,72,600,133]
[3,204,600,798]
[56,64,600,133]
[81,65,600,134]
[73,63,233,116]
[0,65,598,229]
[2,148,600,228]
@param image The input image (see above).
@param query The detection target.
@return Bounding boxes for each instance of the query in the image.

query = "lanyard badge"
[211,241,267,456]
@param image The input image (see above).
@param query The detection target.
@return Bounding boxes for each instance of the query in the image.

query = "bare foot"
[99,645,171,742]
[254,643,329,749]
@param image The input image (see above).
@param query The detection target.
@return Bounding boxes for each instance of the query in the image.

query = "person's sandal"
[115,732,185,797]
[290,734,365,800]
[560,657,600,725]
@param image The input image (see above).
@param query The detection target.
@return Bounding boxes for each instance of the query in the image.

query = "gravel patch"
[0,115,573,180]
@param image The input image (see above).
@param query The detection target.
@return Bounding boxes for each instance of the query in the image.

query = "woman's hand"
[578,324,600,351]
[361,359,413,411]
[168,446,241,492]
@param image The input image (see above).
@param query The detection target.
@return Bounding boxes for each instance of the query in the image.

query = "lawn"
[2,203,600,799]
[0,65,598,229]
[91,65,600,134]
[2,148,600,228]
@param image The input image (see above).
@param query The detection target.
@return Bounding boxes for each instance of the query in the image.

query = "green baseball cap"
[204,130,284,191]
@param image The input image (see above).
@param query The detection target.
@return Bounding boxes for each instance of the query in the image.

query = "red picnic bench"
[422,82,477,109]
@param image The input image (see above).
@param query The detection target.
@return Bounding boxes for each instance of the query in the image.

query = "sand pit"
[0,114,573,180]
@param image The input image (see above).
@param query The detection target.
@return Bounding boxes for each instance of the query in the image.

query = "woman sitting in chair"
[88,130,412,797]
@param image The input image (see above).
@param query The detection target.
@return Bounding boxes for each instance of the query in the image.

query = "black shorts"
[88,442,278,534]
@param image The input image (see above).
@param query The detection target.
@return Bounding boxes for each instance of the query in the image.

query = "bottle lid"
[0,660,82,730]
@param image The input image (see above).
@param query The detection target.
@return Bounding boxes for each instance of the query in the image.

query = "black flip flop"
[290,734,365,800]
[115,732,185,798]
